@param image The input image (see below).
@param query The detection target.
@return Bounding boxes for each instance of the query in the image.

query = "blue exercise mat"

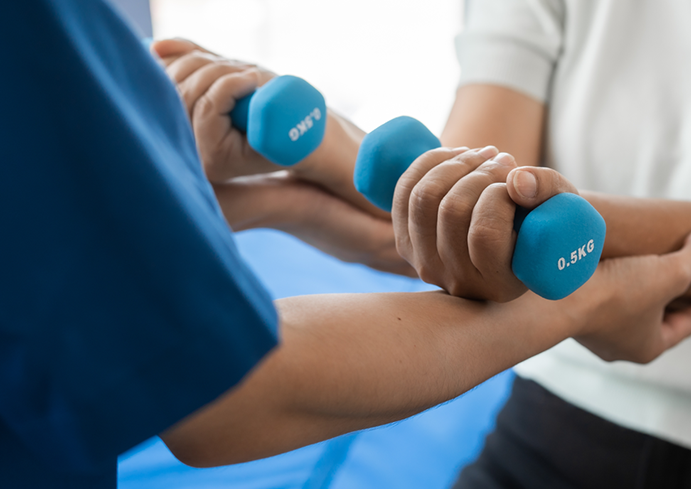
[118,229,514,489]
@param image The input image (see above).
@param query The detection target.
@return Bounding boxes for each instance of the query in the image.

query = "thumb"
[506,167,579,210]
[660,308,691,353]
[655,233,691,301]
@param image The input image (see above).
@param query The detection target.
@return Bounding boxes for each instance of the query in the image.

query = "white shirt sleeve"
[457,0,565,102]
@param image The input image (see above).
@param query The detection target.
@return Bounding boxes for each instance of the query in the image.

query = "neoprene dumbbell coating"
[143,39,325,166]
[229,75,327,167]
[354,116,606,300]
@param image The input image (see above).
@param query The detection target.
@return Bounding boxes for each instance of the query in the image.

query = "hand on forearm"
[160,239,691,467]
[570,192,691,298]
[161,290,577,467]
[213,173,414,276]
[580,191,691,258]
[391,149,580,302]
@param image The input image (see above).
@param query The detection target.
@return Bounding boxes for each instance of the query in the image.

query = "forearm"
[212,173,326,232]
[161,291,576,467]
[442,85,691,279]
[582,191,691,258]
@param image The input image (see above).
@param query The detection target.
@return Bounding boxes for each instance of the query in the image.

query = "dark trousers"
[454,377,691,489]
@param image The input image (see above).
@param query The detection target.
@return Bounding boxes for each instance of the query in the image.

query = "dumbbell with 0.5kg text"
[229,75,327,166]
[353,116,606,300]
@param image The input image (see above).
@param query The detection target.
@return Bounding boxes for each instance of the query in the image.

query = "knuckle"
[474,161,512,182]
[192,94,214,119]
[416,264,440,286]
[394,235,412,260]
[468,217,505,248]
[409,183,445,215]
[446,283,466,298]
[455,150,486,164]
[445,276,471,298]
[181,91,196,113]
[438,193,473,224]
[486,181,509,194]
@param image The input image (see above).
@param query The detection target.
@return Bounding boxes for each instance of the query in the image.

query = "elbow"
[160,429,257,468]
[160,432,224,468]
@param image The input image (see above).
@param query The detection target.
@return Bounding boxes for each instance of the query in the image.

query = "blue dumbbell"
[354,116,606,300]
[142,39,326,166]
[229,75,327,166]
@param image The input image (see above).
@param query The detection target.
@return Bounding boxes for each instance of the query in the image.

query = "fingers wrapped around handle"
[392,147,527,302]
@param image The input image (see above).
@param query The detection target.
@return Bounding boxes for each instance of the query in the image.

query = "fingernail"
[493,152,515,166]
[478,145,499,159]
[513,169,538,198]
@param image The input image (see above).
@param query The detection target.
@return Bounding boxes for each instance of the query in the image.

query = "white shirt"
[457,0,691,448]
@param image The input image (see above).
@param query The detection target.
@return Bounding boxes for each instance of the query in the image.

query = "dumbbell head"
[354,115,606,300]
[229,75,327,167]
[354,116,441,212]
[512,192,606,300]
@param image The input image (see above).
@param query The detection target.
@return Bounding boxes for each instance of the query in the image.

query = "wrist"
[516,292,585,343]
[293,109,360,183]
[555,271,611,338]
[291,110,390,219]
[212,174,308,231]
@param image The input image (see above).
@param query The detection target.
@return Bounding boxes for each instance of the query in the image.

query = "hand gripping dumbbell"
[228,75,327,166]
[354,116,606,300]
[143,39,326,166]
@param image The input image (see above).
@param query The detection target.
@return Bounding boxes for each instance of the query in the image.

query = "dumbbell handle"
[226,75,327,167]
[144,37,252,133]
[354,116,606,300]
[229,93,252,133]
[142,39,325,166]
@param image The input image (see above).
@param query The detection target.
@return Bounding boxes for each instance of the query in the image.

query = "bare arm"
[582,192,691,259]
[162,291,567,467]
[212,173,414,276]
[160,243,691,467]
[153,39,387,219]
[157,84,691,465]
[441,84,545,167]
[444,84,691,269]
[578,193,691,303]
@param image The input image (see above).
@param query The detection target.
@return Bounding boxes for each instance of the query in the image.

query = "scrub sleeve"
[0,1,278,487]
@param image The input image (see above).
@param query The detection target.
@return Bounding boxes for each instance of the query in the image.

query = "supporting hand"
[214,172,414,276]
[569,234,691,363]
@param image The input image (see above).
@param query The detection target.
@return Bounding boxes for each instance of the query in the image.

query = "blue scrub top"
[0,1,279,487]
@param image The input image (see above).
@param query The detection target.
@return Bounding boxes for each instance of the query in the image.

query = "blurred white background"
[150,0,463,135]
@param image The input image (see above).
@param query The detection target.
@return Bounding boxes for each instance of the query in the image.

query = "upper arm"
[441,84,545,167]
[442,0,564,165]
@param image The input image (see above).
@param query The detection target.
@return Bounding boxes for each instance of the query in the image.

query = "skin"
[442,83,691,263]
[153,39,387,219]
[152,40,412,276]
[156,42,691,300]
[148,42,691,467]
[439,84,691,301]
[213,173,414,276]
[392,147,526,301]
[441,84,545,167]
[161,242,691,468]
